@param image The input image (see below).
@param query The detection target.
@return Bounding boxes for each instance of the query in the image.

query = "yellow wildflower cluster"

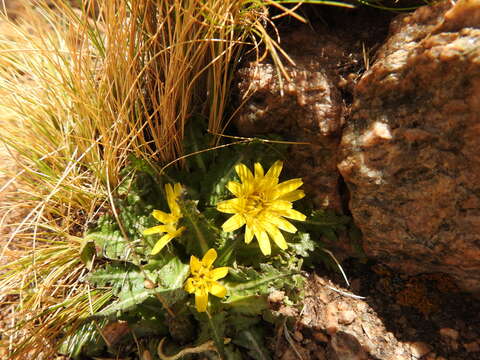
[143,161,306,312]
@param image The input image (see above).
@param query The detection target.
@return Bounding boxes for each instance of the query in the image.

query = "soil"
[270,260,480,360]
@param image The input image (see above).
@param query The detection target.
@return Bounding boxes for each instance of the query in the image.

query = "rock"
[439,327,459,341]
[325,301,339,335]
[313,332,329,343]
[338,0,480,294]
[293,330,303,342]
[331,331,367,360]
[408,341,432,358]
[439,327,460,351]
[338,309,356,325]
[234,26,351,210]
[463,340,480,353]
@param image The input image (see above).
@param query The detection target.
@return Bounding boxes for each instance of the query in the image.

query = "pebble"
[439,327,459,340]
[325,302,338,335]
[408,341,432,358]
[318,291,329,304]
[293,330,303,342]
[313,332,329,343]
[268,290,285,303]
[463,341,480,353]
[338,309,356,325]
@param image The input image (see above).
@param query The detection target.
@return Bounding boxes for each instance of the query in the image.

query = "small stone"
[144,279,156,289]
[325,302,338,335]
[318,290,330,304]
[293,330,303,342]
[439,327,459,340]
[331,332,367,360]
[338,310,356,325]
[315,275,326,286]
[463,341,480,353]
[409,342,432,358]
[268,290,285,303]
[313,332,329,343]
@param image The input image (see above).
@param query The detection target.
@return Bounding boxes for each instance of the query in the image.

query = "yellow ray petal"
[195,289,209,312]
[184,278,195,294]
[152,210,175,224]
[143,225,169,235]
[210,267,229,280]
[273,179,303,199]
[151,233,174,255]
[277,189,305,202]
[226,181,242,197]
[190,255,202,273]
[222,214,246,232]
[264,222,288,250]
[171,226,186,238]
[283,209,307,221]
[269,200,293,211]
[209,282,227,298]
[217,198,243,214]
[235,163,254,183]
[202,248,218,268]
[256,231,271,256]
[245,225,254,244]
[266,214,298,233]
[254,162,264,178]
[166,184,182,214]
[266,160,283,179]
[173,183,183,195]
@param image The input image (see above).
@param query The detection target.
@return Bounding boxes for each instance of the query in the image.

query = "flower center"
[245,192,268,216]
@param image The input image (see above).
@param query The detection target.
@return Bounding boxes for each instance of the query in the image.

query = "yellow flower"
[184,249,229,312]
[216,161,306,255]
[143,183,186,255]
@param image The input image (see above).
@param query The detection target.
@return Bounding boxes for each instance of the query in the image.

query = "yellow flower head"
[143,183,186,255]
[216,161,306,256]
[184,249,229,312]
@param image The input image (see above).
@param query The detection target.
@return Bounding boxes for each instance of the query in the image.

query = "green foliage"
[59,320,107,359]
[74,126,358,359]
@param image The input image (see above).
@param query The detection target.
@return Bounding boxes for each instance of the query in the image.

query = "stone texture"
[234,26,352,209]
[338,0,480,294]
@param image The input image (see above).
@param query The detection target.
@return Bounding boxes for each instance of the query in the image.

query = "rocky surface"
[234,26,354,210]
[272,267,480,360]
[338,0,480,294]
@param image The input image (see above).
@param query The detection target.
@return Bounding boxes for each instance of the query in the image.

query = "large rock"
[234,26,351,210]
[338,0,480,293]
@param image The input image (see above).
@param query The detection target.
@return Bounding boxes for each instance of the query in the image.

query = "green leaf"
[180,199,219,257]
[96,289,152,317]
[287,232,315,257]
[233,327,271,360]
[157,256,189,289]
[79,239,96,271]
[224,294,268,315]
[226,264,300,296]
[59,320,107,359]
[89,262,142,296]
[85,230,130,261]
